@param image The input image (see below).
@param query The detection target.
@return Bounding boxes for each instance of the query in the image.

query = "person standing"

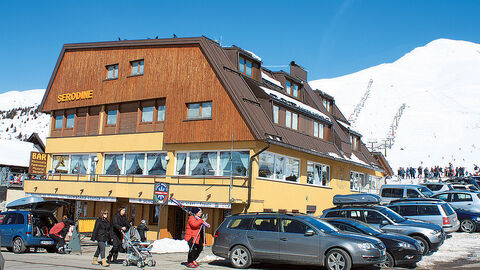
[185,208,206,268]
[91,209,111,267]
[137,220,149,242]
[107,206,130,263]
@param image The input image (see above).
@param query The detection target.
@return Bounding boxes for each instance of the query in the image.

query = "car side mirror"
[381,220,389,226]
[304,229,316,236]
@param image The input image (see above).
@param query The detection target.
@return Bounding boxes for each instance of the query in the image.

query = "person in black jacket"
[107,206,130,263]
[137,220,149,242]
[91,209,111,267]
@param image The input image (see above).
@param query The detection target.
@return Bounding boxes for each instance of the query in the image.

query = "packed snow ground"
[150,238,189,254]
[310,39,480,172]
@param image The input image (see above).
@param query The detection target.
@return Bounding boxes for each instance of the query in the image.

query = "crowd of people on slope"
[397,162,479,180]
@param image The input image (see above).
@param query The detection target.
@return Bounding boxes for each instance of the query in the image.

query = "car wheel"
[412,236,429,255]
[325,248,352,270]
[229,245,252,269]
[12,237,26,253]
[460,219,476,233]
[383,252,395,268]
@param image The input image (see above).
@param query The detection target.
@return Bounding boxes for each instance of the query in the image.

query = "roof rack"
[333,194,380,206]
[231,211,304,216]
[390,198,443,204]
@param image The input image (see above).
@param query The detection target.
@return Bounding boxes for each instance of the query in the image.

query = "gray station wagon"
[212,213,386,270]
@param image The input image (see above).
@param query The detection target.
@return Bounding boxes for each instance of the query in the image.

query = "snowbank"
[0,139,39,167]
[150,238,189,254]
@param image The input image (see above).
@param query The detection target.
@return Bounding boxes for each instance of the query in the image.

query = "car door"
[451,193,474,211]
[246,217,279,261]
[363,210,393,230]
[278,218,320,264]
[0,213,6,246]
[407,189,423,198]
[417,205,442,226]
[1,213,16,246]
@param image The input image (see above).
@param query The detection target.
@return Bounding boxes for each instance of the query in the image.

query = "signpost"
[28,152,47,175]
[154,183,169,239]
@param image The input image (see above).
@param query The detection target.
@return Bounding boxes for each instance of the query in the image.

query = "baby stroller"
[122,227,156,268]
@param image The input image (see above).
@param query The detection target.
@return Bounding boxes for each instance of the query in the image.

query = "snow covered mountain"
[0,89,49,142]
[310,39,480,171]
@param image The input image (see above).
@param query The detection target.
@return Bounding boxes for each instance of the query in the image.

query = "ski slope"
[310,39,480,171]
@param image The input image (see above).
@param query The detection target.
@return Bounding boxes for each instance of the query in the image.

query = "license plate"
[41,241,53,245]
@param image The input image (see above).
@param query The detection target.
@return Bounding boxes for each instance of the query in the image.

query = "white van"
[380,184,434,204]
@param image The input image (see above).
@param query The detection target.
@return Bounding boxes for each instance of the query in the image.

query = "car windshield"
[379,207,406,223]
[344,219,382,235]
[418,186,434,197]
[305,216,338,233]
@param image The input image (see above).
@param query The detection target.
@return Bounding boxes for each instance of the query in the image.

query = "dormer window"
[351,135,360,151]
[239,56,253,77]
[285,80,300,98]
[323,99,332,113]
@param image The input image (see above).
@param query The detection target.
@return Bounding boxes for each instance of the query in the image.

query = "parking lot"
[3,231,480,270]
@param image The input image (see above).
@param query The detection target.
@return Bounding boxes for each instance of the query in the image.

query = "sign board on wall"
[28,152,47,175]
[153,182,169,204]
[57,90,93,103]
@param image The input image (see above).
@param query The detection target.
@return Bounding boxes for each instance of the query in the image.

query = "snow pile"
[0,89,49,142]
[0,139,39,167]
[197,255,223,263]
[261,71,283,88]
[310,39,480,171]
[150,238,189,254]
[260,86,331,121]
[417,232,480,267]
[244,49,262,62]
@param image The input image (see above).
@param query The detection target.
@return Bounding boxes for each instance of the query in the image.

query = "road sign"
[153,182,169,204]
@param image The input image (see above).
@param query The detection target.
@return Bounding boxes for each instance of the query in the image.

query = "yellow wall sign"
[57,90,93,103]
[28,152,48,175]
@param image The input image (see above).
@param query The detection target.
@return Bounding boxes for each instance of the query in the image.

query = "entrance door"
[174,208,186,240]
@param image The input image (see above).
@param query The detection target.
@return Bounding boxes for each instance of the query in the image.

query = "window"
[70,155,90,174]
[350,171,365,191]
[175,153,187,175]
[228,218,253,230]
[453,193,473,202]
[66,114,75,128]
[252,218,277,232]
[364,210,387,224]
[323,99,332,113]
[307,161,330,186]
[55,115,63,129]
[273,105,279,124]
[146,153,167,175]
[285,111,292,128]
[187,102,212,119]
[292,112,298,130]
[418,205,440,216]
[346,210,365,222]
[157,105,165,121]
[142,106,154,122]
[219,151,249,176]
[107,110,117,125]
[125,153,145,175]
[103,152,166,176]
[53,154,97,175]
[106,64,118,79]
[174,150,249,177]
[351,135,360,151]
[189,152,217,176]
[324,210,346,218]
[406,189,421,198]
[293,84,299,98]
[131,60,144,75]
[52,155,69,174]
[286,81,291,95]
[258,152,299,182]
[285,80,299,98]
[313,122,324,139]
[104,154,123,175]
[433,193,449,201]
[397,205,417,216]
[281,219,310,234]
[382,188,404,198]
[239,56,253,77]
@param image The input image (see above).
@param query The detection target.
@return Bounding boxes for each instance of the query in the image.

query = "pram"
[122,227,156,268]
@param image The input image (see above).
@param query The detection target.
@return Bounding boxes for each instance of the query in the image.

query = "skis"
[170,196,211,228]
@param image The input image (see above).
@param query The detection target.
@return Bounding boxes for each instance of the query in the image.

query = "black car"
[455,208,480,233]
[324,218,422,268]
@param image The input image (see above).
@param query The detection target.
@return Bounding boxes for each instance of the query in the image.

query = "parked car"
[454,208,480,233]
[212,213,386,270]
[324,217,422,268]
[420,182,453,194]
[0,196,68,253]
[451,184,479,192]
[444,178,480,189]
[387,199,460,233]
[431,191,480,212]
[380,185,434,204]
[321,194,444,255]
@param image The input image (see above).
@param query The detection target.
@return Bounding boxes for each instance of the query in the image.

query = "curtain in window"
[207,152,217,175]
[157,105,165,121]
[239,151,249,176]
[53,155,69,174]
[321,165,329,186]
[274,155,285,180]
[220,152,231,176]
[147,153,166,175]
[285,158,299,182]
[105,154,122,175]
[176,153,186,175]
[314,165,321,185]
[189,152,202,175]
[70,155,89,174]
[125,154,144,175]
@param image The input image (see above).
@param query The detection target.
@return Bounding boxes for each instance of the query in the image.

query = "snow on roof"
[243,49,262,62]
[260,86,331,122]
[261,71,283,88]
[0,139,38,167]
[337,120,362,135]
[348,153,369,166]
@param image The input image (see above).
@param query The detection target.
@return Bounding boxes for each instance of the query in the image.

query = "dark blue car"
[0,197,68,253]
[455,208,480,233]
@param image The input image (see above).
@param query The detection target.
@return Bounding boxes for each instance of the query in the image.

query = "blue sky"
[0,0,478,93]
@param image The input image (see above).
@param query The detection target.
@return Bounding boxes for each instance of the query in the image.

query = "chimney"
[290,61,307,81]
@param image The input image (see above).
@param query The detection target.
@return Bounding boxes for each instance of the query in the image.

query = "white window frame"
[273,105,279,124]
[257,151,300,183]
[51,153,97,175]
[103,151,167,176]
[350,171,365,192]
[131,60,144,75]
[306,161,330,187]
[174,150,250,177]
[106,64,119,79]
[292,112,298,130]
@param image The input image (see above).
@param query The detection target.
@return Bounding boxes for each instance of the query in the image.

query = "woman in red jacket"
[185,208,206,268]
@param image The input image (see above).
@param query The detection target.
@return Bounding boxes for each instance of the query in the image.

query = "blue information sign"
[153,182,169,204]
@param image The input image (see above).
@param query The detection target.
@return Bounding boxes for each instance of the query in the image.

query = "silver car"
[432,191,480,212]
[387,200,460,233]
[213,213,386,270]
